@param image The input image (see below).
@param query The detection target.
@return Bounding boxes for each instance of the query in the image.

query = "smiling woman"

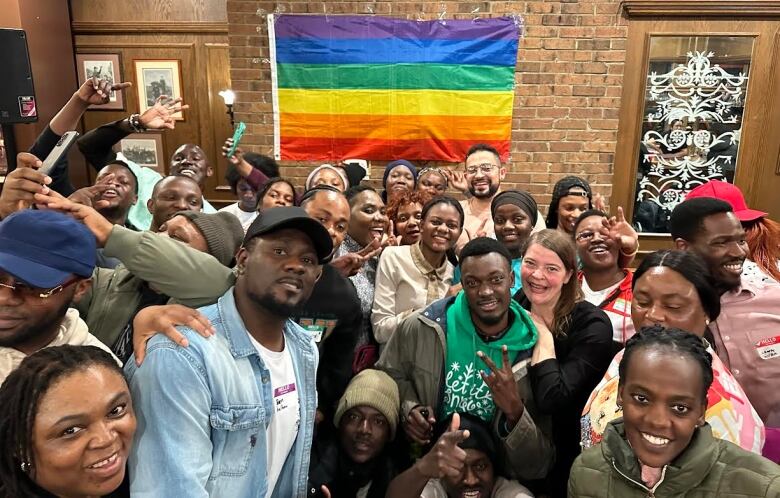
[515,229,613,497]
[371,196,464,344]
[0,345,135,498]
[569,326,780,498]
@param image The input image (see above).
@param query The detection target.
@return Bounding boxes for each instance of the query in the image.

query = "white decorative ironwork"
[635,50,748,229]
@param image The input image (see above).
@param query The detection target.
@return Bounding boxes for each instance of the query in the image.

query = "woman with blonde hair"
[514,229,613,497]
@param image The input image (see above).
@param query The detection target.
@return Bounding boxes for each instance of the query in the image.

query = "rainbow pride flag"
[268,15,520,162]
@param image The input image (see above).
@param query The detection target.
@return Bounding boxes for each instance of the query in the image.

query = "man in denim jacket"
[126,206,333,497]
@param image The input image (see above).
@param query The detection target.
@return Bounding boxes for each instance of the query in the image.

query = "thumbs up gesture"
[417,413,471,479]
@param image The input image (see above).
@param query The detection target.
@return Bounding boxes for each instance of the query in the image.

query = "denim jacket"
[126,288,319,497]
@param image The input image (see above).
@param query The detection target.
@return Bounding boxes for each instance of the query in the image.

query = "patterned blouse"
[335,235,378,347]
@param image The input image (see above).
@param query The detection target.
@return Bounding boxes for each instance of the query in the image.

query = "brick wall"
[226,0,628,212]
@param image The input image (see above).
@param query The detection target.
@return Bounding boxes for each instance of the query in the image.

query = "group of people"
[0,77,779,498]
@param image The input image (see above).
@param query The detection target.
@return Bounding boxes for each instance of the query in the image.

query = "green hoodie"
[442,291,537,422]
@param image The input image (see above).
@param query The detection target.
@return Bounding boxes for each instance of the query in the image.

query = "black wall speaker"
[0,29,37,125]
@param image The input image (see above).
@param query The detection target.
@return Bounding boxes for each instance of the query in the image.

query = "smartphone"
[227,121,246,157]
[39,131,80,176]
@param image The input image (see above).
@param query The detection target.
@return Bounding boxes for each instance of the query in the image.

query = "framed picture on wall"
[75,53,124,110]
[133,59,184,120]
[116,133,165,174]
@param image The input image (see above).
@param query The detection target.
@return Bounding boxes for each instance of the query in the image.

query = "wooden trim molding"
[622,0,780,17]
[72,21,228,34]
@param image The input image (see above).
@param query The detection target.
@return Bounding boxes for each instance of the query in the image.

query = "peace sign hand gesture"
[478,346,525,428]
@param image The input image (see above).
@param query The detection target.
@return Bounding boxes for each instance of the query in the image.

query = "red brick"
[542,14,579,26]
[572,85,606,96]
[226,0,628,211]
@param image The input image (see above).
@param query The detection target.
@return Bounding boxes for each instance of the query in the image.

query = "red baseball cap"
[685,180,767,222]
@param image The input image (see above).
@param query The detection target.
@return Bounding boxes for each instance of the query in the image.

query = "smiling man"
[387,413,533,498]
[94,161,139,229]
[169,143,213,189]
[671,197,780,461]
[377,237,554,482]
[126,206,333,496]
[0,210,117,383]
[147,175,203,232]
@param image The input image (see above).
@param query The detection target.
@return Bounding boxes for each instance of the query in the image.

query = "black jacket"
[513,290,613,497]
[294,264,363,423]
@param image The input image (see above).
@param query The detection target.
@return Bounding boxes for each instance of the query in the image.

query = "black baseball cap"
[243,206,333,263]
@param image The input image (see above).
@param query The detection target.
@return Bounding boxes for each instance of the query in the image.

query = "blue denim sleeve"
[127,340,212,497]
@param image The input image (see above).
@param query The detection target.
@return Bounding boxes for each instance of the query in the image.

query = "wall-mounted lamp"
[219,89,236,127]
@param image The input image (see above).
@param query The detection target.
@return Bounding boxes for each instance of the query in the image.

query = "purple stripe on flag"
[273,15,518,41]
[274,382,296,397]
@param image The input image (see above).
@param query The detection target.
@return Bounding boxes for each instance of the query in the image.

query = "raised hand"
[593,192,607,213]
[478,346,525,427]
[77,77,132,107]
[416,412,470,479]
[466,217,488,241]
[404,405,437,445]
[221,137,242,164]
[603,206,638,255]
[0,153,50,218]
[33,192,114,247]
[139,96,188,130]
[330,238,381,277]
[67,173,115,210]
[443,168,469,195]
[382,221,401,247]
[132,304,215,365]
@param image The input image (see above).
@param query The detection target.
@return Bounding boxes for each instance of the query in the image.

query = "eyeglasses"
[465,163,498,175]
[0,276,80,299]
[575,229,608,243]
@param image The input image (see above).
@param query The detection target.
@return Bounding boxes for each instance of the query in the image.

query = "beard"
[0,299,70,350]
[468,182,499,199]
[247,288,305,318]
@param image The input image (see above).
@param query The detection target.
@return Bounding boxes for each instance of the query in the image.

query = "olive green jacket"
[569,420,780,497]
[76,226,235,349]
[376,296,555,482]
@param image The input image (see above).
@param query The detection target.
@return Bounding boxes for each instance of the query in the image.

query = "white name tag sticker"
[755,335,780,360]
[304,325,325,343]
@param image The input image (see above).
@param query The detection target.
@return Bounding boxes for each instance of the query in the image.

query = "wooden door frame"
[612,4,780,255]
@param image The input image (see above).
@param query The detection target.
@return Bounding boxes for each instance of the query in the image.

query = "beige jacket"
[371,242,453,344]
[0,308,119,383]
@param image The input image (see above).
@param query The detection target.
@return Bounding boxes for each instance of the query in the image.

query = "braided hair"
[0,345,124,498]
[618,325,713,401]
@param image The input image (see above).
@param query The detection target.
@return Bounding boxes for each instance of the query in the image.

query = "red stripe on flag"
[280,137,510,163]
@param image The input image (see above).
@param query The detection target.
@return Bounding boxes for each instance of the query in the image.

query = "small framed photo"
[134,59,184,120]
[116,133,165,174]
[76,53,124,110]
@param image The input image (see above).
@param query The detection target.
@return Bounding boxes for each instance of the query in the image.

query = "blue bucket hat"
[0,210,96,288]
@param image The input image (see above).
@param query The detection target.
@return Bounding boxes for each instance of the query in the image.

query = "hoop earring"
[20,461,30,473]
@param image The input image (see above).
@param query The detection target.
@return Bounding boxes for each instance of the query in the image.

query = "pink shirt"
[711,277,780,429]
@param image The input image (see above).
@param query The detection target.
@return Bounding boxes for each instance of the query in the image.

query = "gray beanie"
[174,211,244,266]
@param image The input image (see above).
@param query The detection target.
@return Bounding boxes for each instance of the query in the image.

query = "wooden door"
[611,2,780,256]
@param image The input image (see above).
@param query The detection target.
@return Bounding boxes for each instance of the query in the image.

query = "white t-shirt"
[219,202,258,233]
[249,335,300,498]
[581,277,622,307]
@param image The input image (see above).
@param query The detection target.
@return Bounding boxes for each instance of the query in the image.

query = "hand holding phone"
[226,122,246,158]
[39,131,80,176]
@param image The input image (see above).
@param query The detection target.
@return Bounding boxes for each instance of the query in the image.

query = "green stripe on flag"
[277,63,515,91]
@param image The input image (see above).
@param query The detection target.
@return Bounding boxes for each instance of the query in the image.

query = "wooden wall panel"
[71,0,232,202]
[71,0,227,23]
